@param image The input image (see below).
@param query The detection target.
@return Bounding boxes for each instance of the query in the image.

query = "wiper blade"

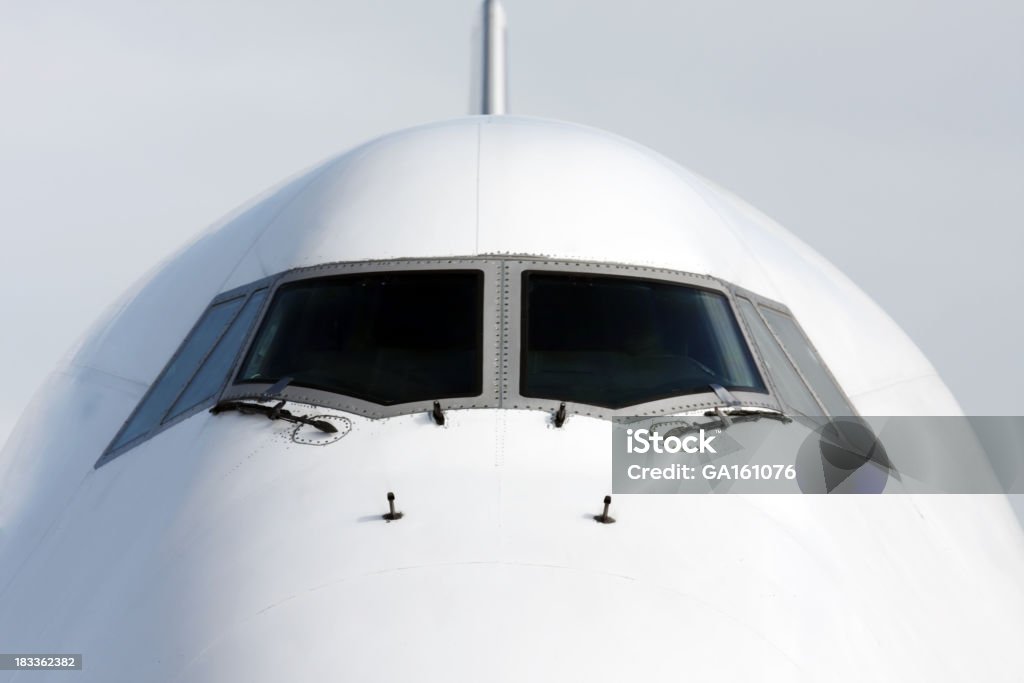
[210,399,338,433]
[704,405,792,427]
[701,384,790,427]
[653,406,791,438]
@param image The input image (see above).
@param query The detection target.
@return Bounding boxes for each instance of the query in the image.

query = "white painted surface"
[64,116,959,413]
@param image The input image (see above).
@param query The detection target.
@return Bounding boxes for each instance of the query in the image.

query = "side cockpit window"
[99,287,268,465]
[734,297,857,418]
[167,289,268,418]
[759,307,855,417]
[735,297,824,417]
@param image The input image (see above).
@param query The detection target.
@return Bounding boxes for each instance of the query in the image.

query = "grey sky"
[0,0,1021,447]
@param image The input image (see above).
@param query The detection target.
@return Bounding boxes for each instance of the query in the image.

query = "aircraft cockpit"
[97,257,856,466]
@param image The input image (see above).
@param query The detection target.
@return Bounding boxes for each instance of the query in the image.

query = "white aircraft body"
[2,3,1022,681]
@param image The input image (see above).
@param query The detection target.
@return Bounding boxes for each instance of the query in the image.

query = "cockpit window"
[167,288,268,419]
[735,297,824,417]
[237,271,483,406]
[760,307,856,416]
[102,284,268,463]
[99,258,855,468]
[520,272,766,409]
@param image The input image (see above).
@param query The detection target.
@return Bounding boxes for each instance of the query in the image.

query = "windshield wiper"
[652,405,791,440]
[210,399,338,433]
[704,405,792,428]
[700,383,791,427]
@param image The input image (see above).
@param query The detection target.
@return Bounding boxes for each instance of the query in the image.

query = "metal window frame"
[217,259,503,418]
[168,287,272,417]
[96,276,275,468]
[500,258,782,420]
[729,284,859,418]
[98,256,855,466]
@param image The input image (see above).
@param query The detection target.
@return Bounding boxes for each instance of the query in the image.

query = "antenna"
[477,0,508,115]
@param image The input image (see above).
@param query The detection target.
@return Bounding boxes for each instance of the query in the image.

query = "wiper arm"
[653,405,791,439]
[705,405,792,427]
[702,384,790,426]
[210,399,338,433]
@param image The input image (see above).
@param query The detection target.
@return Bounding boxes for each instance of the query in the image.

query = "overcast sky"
[0,0,1021,447]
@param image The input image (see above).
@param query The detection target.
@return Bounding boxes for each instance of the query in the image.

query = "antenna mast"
[479,0,508,115]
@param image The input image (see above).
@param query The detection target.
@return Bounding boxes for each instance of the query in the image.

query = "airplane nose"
[178,563,806,682]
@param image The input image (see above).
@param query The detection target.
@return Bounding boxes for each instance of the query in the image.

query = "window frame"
[98,257,856,467]
[218,259,503,418]
[502,259,781,419]
[728,284,859,418]
[97,276,274,467]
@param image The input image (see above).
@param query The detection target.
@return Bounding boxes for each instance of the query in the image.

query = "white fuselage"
[1,116,1021,682]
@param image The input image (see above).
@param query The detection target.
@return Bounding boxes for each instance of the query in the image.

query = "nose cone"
[159,407,812,681]
[178,563,805,682]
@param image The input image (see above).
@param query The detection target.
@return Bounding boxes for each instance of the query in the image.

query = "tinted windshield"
[760,307,855,416]
[237,271,483,405]
[521,272,766,408]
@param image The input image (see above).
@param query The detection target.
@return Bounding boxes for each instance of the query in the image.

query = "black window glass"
[521,272,766,409]
[237,271,483,405]
[168,289,269,419]
[760,307,855,416]
[735,298,823,417]
[109,296,244,451]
